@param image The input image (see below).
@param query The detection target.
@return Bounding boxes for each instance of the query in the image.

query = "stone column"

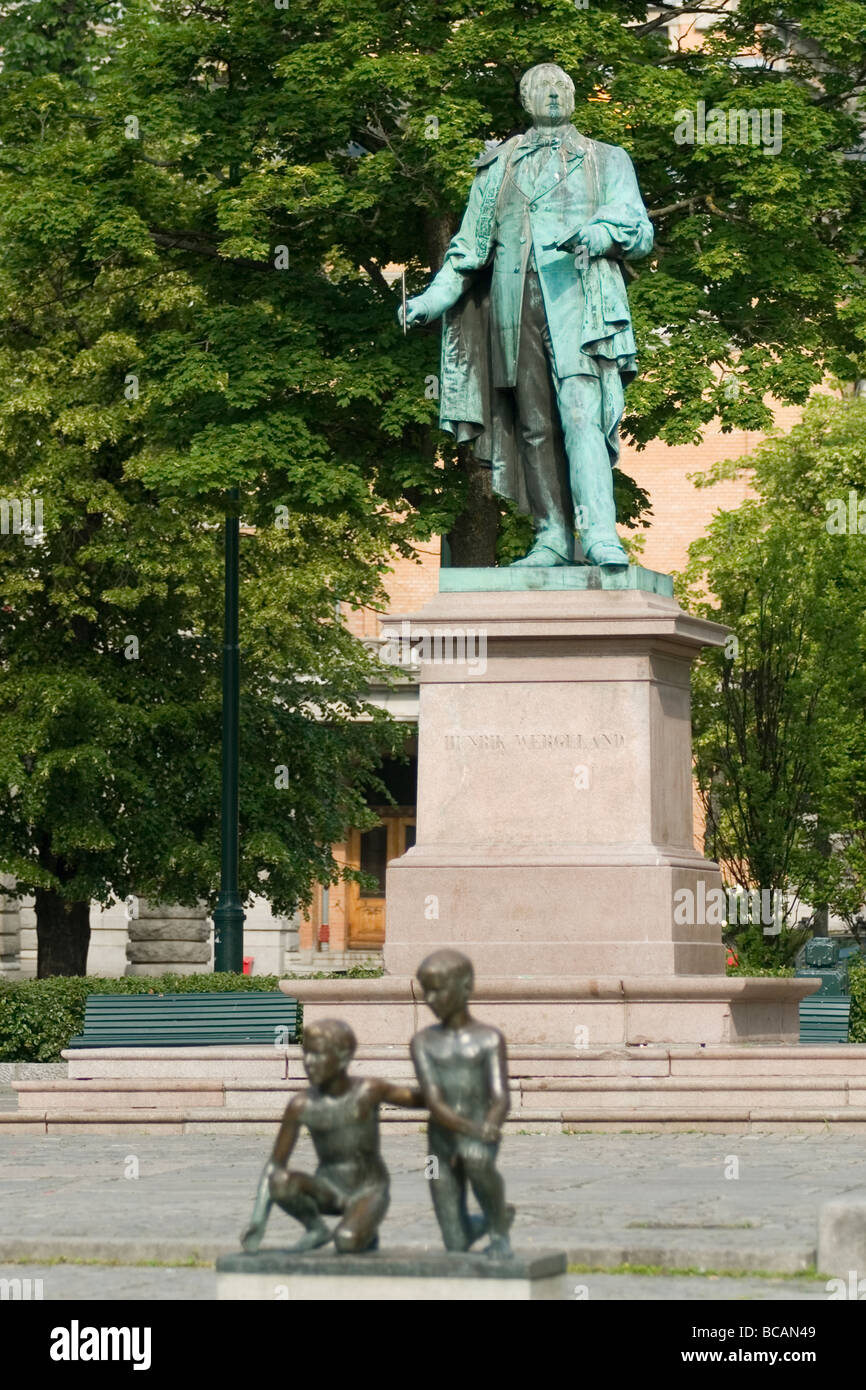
[0,878,21,975]
[18,897,36,977]
[242,895,297,975]
[87,900,132,977]
[126,901,211,976]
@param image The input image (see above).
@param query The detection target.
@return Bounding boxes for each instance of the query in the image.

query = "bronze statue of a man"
[400,62,653,569]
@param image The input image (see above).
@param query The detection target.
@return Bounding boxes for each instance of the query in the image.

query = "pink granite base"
[384,860,727,977]
[280,975,819,1048]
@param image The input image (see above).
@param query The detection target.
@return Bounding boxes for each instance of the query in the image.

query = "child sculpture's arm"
[410,1036,486,1140]
[479,1033,510,1143]
[374,1079,425,1109]
[241,1095,304,1252]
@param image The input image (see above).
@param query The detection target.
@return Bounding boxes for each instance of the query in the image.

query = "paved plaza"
[2,1130,865,1300]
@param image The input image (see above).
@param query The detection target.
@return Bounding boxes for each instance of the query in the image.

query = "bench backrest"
[799,996,851,1045]
[67,992,300,1047]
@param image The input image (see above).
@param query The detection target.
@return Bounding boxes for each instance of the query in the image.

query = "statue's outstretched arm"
[400,162,500,326]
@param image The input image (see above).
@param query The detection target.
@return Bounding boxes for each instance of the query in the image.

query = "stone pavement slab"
[2,1131,866,1273]
[0,1264,833,1301]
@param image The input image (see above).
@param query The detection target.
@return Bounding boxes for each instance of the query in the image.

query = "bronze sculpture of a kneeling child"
[242,1017,422,1254]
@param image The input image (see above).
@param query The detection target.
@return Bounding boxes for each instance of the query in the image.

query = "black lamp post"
[213,487,245,971]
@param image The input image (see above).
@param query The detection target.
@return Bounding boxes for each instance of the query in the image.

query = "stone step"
[14,1079,226,1112]
[15,1071,866,1118]
[62,1042,866,1083]
[5,1105,866,1136]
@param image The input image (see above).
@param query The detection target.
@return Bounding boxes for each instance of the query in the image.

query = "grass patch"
[567,1261,821,1280]
[0,1255,214,1269]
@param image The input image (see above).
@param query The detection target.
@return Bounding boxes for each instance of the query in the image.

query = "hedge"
[849,961,866,1043]
[0,973,279,1062]
[0,967,382,1061]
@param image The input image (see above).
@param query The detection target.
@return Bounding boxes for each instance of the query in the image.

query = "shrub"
[726,963,795,978]
[0,973,284,1062]
[849,961,866,1043]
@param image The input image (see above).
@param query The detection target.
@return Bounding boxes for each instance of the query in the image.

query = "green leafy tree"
[0,0,405,975]
[3,0,866,974]
[680,396,866,965]
[36,0,865,555]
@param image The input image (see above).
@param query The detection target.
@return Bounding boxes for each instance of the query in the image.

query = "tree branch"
[360,259,397,299]
[149,230,273,272]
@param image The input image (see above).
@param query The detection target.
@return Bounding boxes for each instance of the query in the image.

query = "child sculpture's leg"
[462,1146,514,1257]
[269,1168,335,1252]
[428,1153,476,1251]
[333,1182,390,1254]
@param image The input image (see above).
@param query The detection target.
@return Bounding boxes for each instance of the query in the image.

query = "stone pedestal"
[216,1247,567,1300]
[283,568,810,1047]
[126,901,211,976]
[385,577,727,978]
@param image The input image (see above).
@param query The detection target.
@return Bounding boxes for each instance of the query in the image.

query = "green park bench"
[798,996,852,1044]
[67,991,300,1048]
[796,937,852,1044]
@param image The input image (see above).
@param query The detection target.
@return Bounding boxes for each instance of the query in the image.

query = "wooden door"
[347,815,416,949]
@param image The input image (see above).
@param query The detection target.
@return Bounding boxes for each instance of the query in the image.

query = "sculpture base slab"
[281,974,818,1047]
[216,1247,567,1300]
[439,563,674,595]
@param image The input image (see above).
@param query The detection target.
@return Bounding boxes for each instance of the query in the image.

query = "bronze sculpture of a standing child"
[411,949,514,1257]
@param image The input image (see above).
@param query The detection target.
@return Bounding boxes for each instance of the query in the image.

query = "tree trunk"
[447,445,499,568]
[812,904,829,938]
[811,822,832,936]
[35,888,90,977]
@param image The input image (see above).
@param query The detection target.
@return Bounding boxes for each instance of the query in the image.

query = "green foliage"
[849,960,866,1043]
[726,959,797,978]
[679,398,866,958]
[0,972,283,1062]
[0,0,416,951]
[3,3,866,967]
[6,0,865,547]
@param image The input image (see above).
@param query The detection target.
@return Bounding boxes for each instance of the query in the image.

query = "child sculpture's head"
[303,1018,356,1087]
[417,949,474,1022]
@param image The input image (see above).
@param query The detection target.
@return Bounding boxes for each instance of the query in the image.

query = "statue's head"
[303,1017,356,1086]
[519,63,575,128]
[417,949,474,1021]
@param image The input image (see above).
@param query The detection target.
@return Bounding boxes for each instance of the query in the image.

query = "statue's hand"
[576,224,616,258]
[478,1120,502,1144]
[241,1220,265,1254]
[398,295,429,330]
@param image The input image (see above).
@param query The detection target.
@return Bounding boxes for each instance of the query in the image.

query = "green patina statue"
[412,949,514,1258]
[400,62,653,569]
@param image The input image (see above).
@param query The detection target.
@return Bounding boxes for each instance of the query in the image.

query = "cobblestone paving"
[2,1132,866,1274]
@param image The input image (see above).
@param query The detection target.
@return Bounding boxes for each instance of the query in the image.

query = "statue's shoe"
[585,541,629,569]
[510,545,573,568]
